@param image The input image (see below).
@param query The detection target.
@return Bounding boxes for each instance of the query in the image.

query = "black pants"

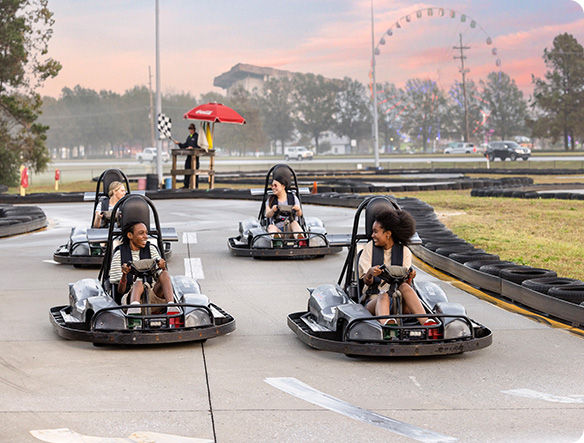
[183,155,200,188]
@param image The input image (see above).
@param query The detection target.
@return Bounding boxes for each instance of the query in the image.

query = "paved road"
[1,199,583,442]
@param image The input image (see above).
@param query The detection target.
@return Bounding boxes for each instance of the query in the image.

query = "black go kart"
[287,195,493,357]
[53,169,177,266]
[50,193,235,346]
[228,164,350,258]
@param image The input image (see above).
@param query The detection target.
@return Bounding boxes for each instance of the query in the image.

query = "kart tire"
[521,277,583,295]
[548,285,584,304]
[478,261,521,276]
[499,266,557,284]
[435,245,478,256]
[449,252,500,264]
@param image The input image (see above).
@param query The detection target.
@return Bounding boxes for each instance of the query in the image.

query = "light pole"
[155,0,163,187]
[371,0,380,168]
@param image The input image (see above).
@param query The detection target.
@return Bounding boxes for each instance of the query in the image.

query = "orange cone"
[311,181,318,194]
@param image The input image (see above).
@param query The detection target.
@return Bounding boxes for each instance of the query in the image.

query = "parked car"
[136,147,170,163]
[485,141,531,161]
[443,142,478,154]
[284,146,313,161]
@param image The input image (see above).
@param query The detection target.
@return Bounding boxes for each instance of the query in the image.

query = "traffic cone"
[311,181,318,194]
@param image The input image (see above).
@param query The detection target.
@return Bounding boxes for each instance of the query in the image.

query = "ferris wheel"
[370,7,501,143]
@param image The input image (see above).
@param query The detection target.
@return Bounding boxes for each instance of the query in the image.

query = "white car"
[443,142,478,154]
[284,146,313,161]
[136,147,170,163]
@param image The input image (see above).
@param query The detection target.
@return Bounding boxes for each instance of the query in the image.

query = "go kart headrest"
[365,197,397,238]
[102,169,126,195]
[272,166,292,190]
[118,195,150,230]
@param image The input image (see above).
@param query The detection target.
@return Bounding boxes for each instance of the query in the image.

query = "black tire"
[548,285,584,304]
[424,240,470,251]
[138,157,143,163]
[478,261,521,276]
[449,252,500,264]
[508,153,517,161]
[522,277,583,295]
[487,153,495,161]
[499,266,557,284]
[435,245,481,256]
[284,155,289,161]
[297,155,302,161]
[464,259,505,270]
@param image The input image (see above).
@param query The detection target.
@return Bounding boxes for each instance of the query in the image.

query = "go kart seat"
[365,196,398,238]
[101,169,126,197]
[118,195,150,230]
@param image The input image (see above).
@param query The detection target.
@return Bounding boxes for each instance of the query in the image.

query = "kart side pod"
[434,302,472,339]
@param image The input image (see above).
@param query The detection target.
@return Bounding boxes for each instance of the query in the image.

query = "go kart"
[287,195,493,357]
[228,164,349,258]
[53,169,176,266]
[50,194,235,346]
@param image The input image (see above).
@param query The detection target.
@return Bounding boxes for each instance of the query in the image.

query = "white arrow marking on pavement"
[502,388,584,404]
[184,257,204,280]
[265,377,457,443]
[30,428,213,442]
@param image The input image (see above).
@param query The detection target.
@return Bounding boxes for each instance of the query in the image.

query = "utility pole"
[453,33,470,142]
[155,0,163,186]
[370,0,380,168]
[148,66,155,147]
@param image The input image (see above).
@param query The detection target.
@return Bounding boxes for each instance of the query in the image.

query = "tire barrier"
[471,182,584,200]
[0,204,47,238]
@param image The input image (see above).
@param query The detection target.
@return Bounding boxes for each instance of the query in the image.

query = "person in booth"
[174,123,199,188]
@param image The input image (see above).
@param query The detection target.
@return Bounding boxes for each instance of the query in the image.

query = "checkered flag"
[157,113,172,140]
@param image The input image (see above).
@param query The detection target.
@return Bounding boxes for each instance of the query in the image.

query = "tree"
[376,82,404,152]
[292,73,339,154]
[255,77,295,153]
[334,77,371,152]
[532,33,584,150]
[480,71,527,142]
[0,0,61,185]
[400,79,448,152]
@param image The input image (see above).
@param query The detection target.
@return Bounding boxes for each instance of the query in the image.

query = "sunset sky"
[38,0,584,99]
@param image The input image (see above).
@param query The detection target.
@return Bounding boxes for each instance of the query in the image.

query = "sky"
[37,0,584,100]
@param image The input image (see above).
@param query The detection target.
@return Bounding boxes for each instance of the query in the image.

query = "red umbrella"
[183,102,246,124]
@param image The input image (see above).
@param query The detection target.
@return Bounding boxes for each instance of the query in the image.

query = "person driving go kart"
[359,208,435,327]
[109,221,174,314]
[265,173,304,240]
[93,181,126,228]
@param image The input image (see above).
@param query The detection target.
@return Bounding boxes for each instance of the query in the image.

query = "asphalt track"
[1,199,583,443]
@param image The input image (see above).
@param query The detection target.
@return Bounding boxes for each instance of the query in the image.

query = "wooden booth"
[170,148,215,190]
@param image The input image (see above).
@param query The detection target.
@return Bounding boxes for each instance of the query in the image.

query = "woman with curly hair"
[358,208,435,326]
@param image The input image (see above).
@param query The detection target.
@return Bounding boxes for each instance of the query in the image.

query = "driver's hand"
[157,258,166,270]
[121,263,130,274]
[407,268,416,284]
[368,265,383,278]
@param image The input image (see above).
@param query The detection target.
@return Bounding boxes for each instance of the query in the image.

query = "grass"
[7,175,584,281]
[393,189,584,281]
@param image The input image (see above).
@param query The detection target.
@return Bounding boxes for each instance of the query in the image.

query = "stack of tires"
[0,204,47,238]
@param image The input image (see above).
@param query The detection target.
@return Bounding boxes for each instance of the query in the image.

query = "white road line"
[265,377,457,443]
[183,232,198,244]
[184,258,204,280]
[502,388,584,404]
